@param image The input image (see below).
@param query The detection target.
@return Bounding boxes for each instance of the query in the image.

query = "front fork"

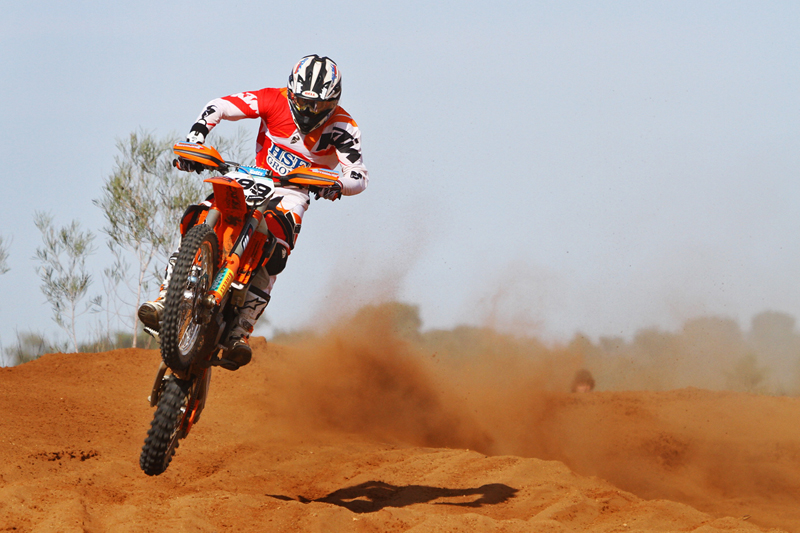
[147,361,212,437]
[204,205,271,310]
[148,362,168,407]
[146,203,271,426]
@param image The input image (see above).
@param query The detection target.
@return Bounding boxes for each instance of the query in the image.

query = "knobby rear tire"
[139,376,191,476]
[160,223,218,372]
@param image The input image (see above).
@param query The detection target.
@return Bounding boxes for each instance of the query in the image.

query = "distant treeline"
[275,304,800,395]
[571,311,800,394]
[7,301,799,396]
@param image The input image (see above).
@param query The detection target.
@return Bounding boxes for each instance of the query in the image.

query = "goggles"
[290,92,338,114]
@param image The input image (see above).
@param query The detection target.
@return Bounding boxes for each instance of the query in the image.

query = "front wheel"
[161,223,218,372]
[139,375,191,476]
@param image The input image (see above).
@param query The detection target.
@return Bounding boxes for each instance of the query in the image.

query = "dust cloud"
[268,301,800,528]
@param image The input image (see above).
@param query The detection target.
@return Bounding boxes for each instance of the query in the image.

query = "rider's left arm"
[333,121,369,196]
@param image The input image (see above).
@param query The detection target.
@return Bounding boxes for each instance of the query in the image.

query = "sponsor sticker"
[310,168,340,179]
[266,144,309,176]
[237,166,269,178]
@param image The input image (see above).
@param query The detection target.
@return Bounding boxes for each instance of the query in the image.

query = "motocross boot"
[219,288,270,371]
[138,293,166,332]
[137,254,177,333]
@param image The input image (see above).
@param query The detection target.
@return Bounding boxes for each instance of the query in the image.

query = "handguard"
[281,166,340,188]
[173,142,226,169]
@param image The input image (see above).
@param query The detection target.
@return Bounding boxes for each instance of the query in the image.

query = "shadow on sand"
[268,480,518,513]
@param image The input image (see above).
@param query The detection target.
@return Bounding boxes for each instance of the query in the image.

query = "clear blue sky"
[1,0,798,352]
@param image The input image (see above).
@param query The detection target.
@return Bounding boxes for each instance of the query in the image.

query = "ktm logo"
[317,127,361,163]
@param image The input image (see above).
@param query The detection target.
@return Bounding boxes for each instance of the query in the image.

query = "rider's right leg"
[138,200,213,332]
[138,253,177,332]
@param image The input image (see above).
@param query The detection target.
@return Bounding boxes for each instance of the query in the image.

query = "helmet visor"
[289,93,338,114]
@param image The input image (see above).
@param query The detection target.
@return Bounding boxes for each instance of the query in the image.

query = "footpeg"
[143,326,160,341]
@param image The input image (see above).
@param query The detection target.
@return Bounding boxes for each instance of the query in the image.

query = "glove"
[186,121,209,144]
[315,180,343,201]
[173,157,203,174]
[186,130,206,144]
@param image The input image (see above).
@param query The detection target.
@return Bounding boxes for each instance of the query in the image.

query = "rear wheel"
[139,376,191,476]
[161,223,218,372]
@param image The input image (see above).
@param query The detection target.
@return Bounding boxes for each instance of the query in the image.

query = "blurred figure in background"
[571,369,595,393]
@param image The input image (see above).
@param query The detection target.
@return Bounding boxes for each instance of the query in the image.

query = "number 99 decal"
[233,175,275,205]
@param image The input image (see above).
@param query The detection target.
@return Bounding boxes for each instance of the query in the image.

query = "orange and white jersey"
[189,88,368,196]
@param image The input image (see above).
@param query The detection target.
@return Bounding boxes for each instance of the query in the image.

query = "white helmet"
[287,55,342,134]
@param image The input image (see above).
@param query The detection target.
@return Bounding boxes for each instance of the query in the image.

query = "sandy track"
[0,337,796,532]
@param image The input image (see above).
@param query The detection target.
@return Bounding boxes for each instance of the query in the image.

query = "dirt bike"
[139,142,338,476]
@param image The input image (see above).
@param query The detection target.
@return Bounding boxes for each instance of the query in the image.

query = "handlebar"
[173,141,340,195]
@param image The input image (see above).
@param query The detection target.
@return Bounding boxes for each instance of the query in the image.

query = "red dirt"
[1,332,798,532]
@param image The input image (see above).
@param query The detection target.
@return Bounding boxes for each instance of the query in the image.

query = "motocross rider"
[138,54,368,369]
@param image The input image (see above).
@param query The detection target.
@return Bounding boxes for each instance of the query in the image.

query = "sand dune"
[1,334,797,532]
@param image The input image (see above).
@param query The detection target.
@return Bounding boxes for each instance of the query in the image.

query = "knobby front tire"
[160,223,218,372]
[139,376,190,476]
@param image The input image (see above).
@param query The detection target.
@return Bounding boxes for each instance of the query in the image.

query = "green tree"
[0,234,9,274]
[748,311,800,394]
[94,131,204,346]
[33,212,98,353]
[4,331,66,366]
[93,128,252,347]
[351,301,423,341]
[725,353,769,393]
[0,235,11,365]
